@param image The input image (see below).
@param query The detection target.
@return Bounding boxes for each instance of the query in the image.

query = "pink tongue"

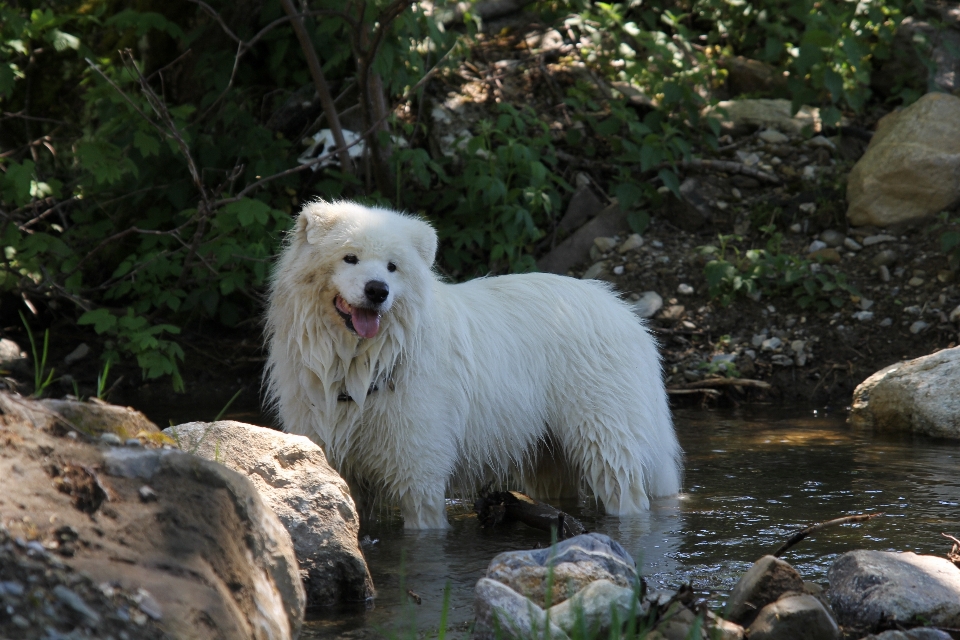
[352,308,381,338]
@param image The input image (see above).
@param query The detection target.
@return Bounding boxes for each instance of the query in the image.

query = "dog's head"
[285,200,437,339]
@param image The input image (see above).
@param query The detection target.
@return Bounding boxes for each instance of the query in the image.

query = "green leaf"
[78,309,118,334]
[133,130,160,157]
[658,169,681,198]
[224,198,271,227]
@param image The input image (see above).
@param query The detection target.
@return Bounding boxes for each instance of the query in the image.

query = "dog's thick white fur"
[265,200,682,529]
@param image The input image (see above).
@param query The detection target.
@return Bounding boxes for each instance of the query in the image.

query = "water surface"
[303,406,960,638]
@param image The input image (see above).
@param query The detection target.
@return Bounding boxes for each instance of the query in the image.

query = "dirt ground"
[1,14,959,420]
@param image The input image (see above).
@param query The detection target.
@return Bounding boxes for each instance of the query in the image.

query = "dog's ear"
[411,220,438,265]
[297,202,339,245]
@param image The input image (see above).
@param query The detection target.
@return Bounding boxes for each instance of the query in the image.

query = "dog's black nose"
[365,280,389,304]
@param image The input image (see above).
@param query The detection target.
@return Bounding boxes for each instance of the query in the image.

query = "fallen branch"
[474,488,586,540]
[666,388,721,398]
[678,158,781,184]
[773,513,883,558]
[943,532,960,567]
[671,378,772,391]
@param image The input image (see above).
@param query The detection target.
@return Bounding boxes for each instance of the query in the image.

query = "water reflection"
[296,406,960,638]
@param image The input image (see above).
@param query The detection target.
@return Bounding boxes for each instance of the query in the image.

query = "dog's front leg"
[399,489,449,529]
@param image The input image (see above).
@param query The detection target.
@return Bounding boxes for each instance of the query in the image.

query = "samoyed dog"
[265,200,681,529]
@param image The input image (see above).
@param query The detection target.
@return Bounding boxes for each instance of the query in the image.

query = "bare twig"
[773,513,883,558]
[279,0,353,173]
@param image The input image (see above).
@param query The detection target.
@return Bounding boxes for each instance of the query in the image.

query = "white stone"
[806,135,837,150]
[808,240,827,253]
[758,129,789,144]
[802,165,817,179]
[859,298,874,310]
[593,236,618,252]
[799,202,818,214]
[844,237,863,251]
[909,320,929,334]
[581,262,606,280]
[617,233,644,253]
[863,234,898,246]
[63,343,91,365]
[613,265,624,275]
[548,580,640,637]
[474,578,568,640]
[677,283,694,295]
[789,223,802,233]
[631,291,663,319]
[853,311,875,321]
[851,346,960,438]
[950,305,960,322]
[761,337,782,351]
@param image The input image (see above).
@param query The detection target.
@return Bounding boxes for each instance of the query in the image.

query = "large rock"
[850,347,960,438]
[474,577,570,640]
[702,99,821,136]
[164,421,374,607]
[0,392,305,639]
[828,550,960,633]
[746,593,840,640]
[547,579,640,637]
[484,533,639,608]
[847,93,960,227]
[0,393,159,439]
[724,555,805,626]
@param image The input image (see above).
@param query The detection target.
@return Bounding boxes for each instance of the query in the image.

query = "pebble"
[651,240,664,248]
[677,283,694,295]
[0,580,25,596]
[771,354,794,366]
[631,291,663,319]
[712,353,738,363]
[819,230,845,247]
[795,352,807,367]
[761,337,782,351]
[904,305,922,315]
[139,485,158,503]
[938,270,955,283]
[736,150,761,166]
[100,432,123,446]
[880,317,893,327]
[613,265,624,275]
[53,585,101,627]
[125,438,142,447]
[731,187,742,200]
[862,234,897,247]
[789,223,802,233]
[11,614,29,628]
[859,298,874,310]
[681,320,696,330]
[751,334,766,347]
[808,240,828,253]
[758,129,789,144]
[950,305,960,323]
[593,236,618,252]
[910,320,929,334]
[618,233,644,253]
[63,343,91,366]
[843,237,862,251]
[807,135,837,150]
[853,311,875,321]
[581,262,606,280]
[799,202,818,215]
[878,265,891,282]
[790,340,806,354]
[907,277,925,287]
[871,249,898,267]
[802,166,817,179]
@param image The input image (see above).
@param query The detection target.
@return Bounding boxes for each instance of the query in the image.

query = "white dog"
[265,201,681,529]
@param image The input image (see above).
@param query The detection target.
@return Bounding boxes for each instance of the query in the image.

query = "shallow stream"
[297,406,960,639]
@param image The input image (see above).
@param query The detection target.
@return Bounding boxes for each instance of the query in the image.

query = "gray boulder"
[484,533,638,607]
[828,550,960,632]
[847,93,960,227]
[724,555,805,626]
[746,593,840,640]
[164,421,375,607]
[850,346,960,438]
[474,577,570,640]
[864,630,954,640]
[547,579,640,637]
[0,393,305,639]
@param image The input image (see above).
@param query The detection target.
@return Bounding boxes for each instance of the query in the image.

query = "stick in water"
[773,513,883,558]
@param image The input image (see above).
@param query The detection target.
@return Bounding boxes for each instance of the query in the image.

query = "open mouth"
[334,295,382,339]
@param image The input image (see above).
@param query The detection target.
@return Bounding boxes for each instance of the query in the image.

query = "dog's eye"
[387,262,397,273]
[343,254,358,265]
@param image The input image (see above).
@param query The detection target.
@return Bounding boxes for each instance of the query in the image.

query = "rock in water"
[847,93,960,227]
[725,555,804,626]
[474,578,569,640]
[164,421,374,607]
[828,550,960,633]
[747,594,840,640]
[850,346,960,438]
